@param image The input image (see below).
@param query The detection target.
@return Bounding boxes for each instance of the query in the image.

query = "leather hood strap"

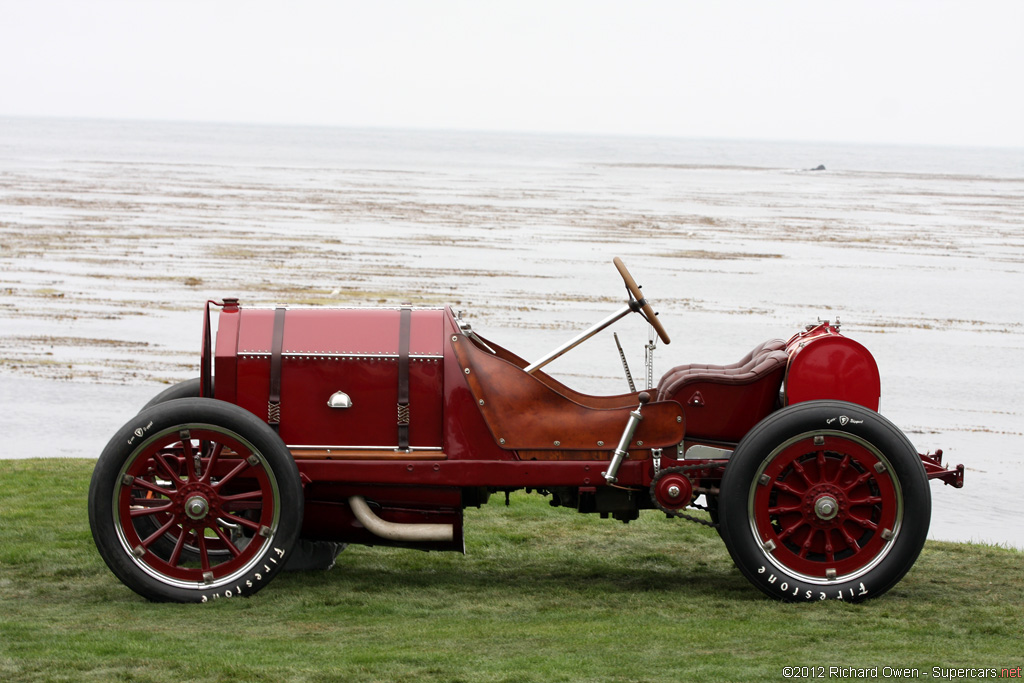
[268,306,286,431]
[397,307,412,450]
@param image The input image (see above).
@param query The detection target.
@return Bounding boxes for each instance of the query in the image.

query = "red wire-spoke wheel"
[129,455,238,563]
[90,398,303,603]
[131,378,343,571]
[751,433,899,579]
[131,379,252,563]
[719,401,930,603]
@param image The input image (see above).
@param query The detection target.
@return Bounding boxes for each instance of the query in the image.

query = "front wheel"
[89,398,303,602]
[718,400,930,602]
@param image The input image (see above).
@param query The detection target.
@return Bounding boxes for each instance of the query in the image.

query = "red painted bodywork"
[663,368,784,443]
[201,302,960,550]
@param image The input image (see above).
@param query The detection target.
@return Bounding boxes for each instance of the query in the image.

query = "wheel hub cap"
[814,495,839,521]
[184,495,210,520]
[800,482,845,528]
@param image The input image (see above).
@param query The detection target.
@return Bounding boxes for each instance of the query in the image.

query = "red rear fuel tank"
[784,321,880,411]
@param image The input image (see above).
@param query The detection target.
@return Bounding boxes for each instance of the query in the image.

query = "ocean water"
[1,117,1022,547]
[4,116,1024,176]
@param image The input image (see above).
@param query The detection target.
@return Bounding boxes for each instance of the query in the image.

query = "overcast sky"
[2,0,1022,147]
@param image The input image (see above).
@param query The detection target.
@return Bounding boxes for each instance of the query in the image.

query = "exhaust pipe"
[348,496,454,543]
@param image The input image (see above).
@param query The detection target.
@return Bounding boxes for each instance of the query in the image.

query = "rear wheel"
[141,378,204,412]
[89,398,303,602]
[718,400,930,602]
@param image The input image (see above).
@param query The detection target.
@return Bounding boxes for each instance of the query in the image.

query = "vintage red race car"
[88,258,963,603]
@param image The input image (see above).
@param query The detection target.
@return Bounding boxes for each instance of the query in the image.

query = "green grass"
[1,459,1020,682]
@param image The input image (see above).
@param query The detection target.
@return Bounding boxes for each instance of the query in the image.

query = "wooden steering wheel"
[613,257,670,344]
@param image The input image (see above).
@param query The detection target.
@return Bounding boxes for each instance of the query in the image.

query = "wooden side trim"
[290,448,447,461]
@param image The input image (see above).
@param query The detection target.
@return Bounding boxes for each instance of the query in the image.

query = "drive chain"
[650,464,720,529]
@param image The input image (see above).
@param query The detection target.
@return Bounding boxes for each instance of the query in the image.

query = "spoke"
[838,525,862,552]
[197,531,211,572]
[141,517,178,548]
[816,450,827,480]
[168,529,189,566]
[799,529,818,559]
[220,489,265,504]
[211,524,243,558]
[212,458,252,491]
[841,470,874,494]
[152,451,182,482]
[848,495,883,507]
[220,512,263,532]
[130,495,174,508]
[181,438,197,481]
[823,532,835,562]
[129,501,175,518]
[789,459,813,487]
[131,477,175,499]
[768,504,802,515]
[771,480,804,497]
[847,513,879,532]
[201,442,225,484]
[832,454,851,483]
[777,518,806,541]
[197,440,210,479]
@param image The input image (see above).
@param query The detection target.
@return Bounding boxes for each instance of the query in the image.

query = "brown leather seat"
[656,338,786,399]
[656,339,789,442]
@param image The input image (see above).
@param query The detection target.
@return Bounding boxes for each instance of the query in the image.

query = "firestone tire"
[89,398,303,603]
[718,400,930,603]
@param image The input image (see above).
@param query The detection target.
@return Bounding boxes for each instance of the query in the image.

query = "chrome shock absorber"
[602,392,650,484]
